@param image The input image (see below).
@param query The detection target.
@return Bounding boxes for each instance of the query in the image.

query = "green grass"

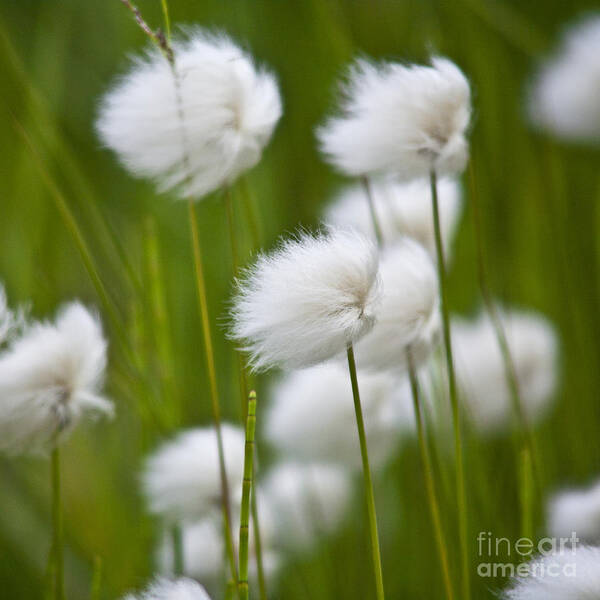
[1,0,600,598]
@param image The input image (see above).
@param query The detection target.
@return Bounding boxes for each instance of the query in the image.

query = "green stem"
[14,120,133,365]
[238,391,257,600]
[224,187,250,419]
[226,186,267,595]
[225,187,240,274]
[519,446,534,549]
[361,176,384,249]
[251,477,268,600]
[144,217,180,428]
[188,201,239,587]
[468,162,540,494]
[407,350,454,600]
[172,524,184,576]
[159,0,171,40]
[238,177,262,252]
[90,556,102,600]
[346,344,385,600]
[430,169,470,600]
[51,447,65,600]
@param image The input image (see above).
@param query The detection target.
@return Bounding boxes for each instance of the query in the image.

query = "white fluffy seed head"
[122,578,212,600]
[354,239,440,373]
[325,177,462,260]
[528,16,600,143]
[318,56,471,179]
[259,461,352,551]
[264,363,414,469]
[502,546,600,600]
[0,302,111,455]
[157,513,279,589]
[230,228,381,371]
[452,309,559,434]
[97,30,282,199]
[548,479,600,544]
[142,424,245,522]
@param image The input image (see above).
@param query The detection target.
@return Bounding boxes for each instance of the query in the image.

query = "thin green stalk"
[239,177,262,251]
[159,0,171,40]
[238,391,257,600]
[144,217,180,428]
[172,524,184,576]
[188,200,238,587]
[250,479,267,600]
[144,3,238,580]
[519,447,534,548]
[224,186,250,419]
[51,447,65,600]
[14,120,127,350]
[226,187,267,595]
[468,163,539,481]
[0,22,144,298]
[361,176,384,249]
[90,556,102,600]
[346,344,385,600]
[225,187,240,274]
[407,350,454,600]
[225,581,236,600]
[430,169,470,600]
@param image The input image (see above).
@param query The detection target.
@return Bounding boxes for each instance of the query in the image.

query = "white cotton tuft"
[528,16,600,143]
[230,229,381,371]
[0,302,111,455]
[452,309,559,434]
[502,546,600,600]
[548,479,600,544]
[259,461,352,551]
[354,239,440,373]
[122,577,212,600]
[317,56,471,179]
[325,177,462,260]
[97,30,282,198]
[142,424,245,521]
[264,363,414,469]
[158,510,279,588]
[158,519,224,584]
[0,283,26,345]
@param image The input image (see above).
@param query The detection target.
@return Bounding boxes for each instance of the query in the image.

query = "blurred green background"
[1,0,600,598]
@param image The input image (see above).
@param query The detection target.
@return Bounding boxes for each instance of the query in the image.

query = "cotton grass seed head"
[318,56,471,179]
[264,363,414,469]
[354,238,440,373]
[0,302,111,455]
[230,228,381,371]
[142,424,245,522]
[97,30,282,199]
[548,479,600,544]
[453,309,559,434]
[158,512,279,587]
[502,546,600,600]
[528,16,600,143]
[259,461,352,552]
[123,578,212,600]
[325,177,462,259]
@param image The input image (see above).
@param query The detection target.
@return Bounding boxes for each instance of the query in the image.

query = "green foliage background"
[1,0,600,598]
